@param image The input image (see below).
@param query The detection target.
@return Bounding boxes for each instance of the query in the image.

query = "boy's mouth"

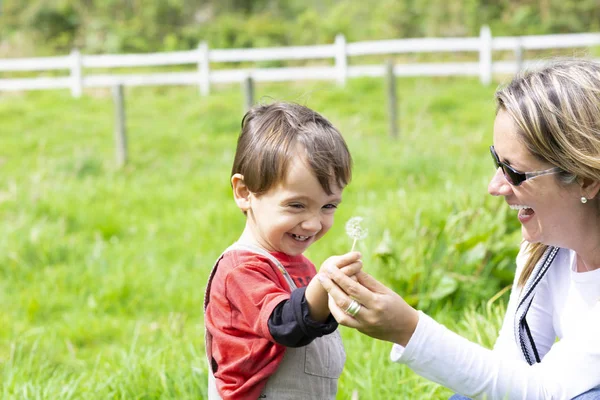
[291,233,310,242]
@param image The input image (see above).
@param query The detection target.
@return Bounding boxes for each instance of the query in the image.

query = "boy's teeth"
[292,234,309,241]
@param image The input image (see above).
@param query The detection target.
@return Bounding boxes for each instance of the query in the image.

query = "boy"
[204,102,361,399]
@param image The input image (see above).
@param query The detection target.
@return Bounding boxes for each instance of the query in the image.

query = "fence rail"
[1,26,599,97]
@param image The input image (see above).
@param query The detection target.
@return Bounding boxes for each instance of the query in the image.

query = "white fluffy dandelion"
[345,216,368,252]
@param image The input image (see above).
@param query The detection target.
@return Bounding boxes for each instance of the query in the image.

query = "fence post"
[243,75,254,112]
[335,34,347,86]
[479,25,492,86]
[112,84,128,168]
[386,59,398,139]
[198,41,210,96]
[514,37,524,74]
[70,48,83,98]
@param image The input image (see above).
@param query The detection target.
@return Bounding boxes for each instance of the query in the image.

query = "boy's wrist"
[305,278,330,322]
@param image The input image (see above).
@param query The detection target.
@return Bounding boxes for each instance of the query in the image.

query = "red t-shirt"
[204,249,317,399]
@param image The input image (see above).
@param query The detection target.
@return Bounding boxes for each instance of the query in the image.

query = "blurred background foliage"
[3,1,598,398]
[1,0,599,56]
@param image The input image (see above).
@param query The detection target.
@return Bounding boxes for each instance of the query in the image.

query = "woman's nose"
[488,167,512,196]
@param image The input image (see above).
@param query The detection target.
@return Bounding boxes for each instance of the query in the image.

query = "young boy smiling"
[204,102,362,399]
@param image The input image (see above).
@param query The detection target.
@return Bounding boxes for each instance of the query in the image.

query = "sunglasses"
[490,145,562,186]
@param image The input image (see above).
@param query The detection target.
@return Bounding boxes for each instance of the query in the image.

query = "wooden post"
[335,34,347,86]
[514,37,524,74]
[198,41,210,96]
[112,84,128,168]
[243,75,254,113]
[70,48,83,98]
[479,25,492,86]
[386,59,398,139]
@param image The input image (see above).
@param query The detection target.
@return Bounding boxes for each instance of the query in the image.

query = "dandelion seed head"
[345,216,368,241]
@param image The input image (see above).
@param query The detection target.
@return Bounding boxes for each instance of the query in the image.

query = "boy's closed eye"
[322,204,338,214]
[285,202,339,213]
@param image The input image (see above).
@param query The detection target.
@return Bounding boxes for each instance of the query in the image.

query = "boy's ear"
[231,173,251,212]
[580,177,600,201]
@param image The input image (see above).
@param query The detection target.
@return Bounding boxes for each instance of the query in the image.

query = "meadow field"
[0,76,523,399]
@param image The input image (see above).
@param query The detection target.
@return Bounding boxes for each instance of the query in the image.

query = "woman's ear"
[579,177,600,201]
[231,173,251,213]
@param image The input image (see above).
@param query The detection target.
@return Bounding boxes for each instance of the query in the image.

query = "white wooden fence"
[1,26,600,97]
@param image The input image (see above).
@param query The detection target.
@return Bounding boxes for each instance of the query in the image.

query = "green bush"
[1,0,599,55]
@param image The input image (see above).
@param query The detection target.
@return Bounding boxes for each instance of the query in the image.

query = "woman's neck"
[576,252,600,272]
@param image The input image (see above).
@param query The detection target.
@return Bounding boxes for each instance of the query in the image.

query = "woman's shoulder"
[515,242,572,269]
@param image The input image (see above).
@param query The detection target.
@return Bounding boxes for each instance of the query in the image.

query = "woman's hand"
[305,252,363,322]
[318,268,419,347]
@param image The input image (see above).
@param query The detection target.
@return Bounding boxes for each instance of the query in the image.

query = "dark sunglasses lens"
[490,146,524,186]
[503,168,517,185]
[505,167,525,186]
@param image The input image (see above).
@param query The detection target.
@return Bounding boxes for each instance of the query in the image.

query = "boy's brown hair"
[231,102,352,195]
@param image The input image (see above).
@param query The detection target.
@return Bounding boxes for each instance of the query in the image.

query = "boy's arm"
[268,287,338,347]
[304,276,334,322]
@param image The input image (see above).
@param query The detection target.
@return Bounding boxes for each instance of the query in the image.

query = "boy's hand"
[320,251,362,278]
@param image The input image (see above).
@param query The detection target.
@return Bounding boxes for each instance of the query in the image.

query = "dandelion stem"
[351,238,357,252]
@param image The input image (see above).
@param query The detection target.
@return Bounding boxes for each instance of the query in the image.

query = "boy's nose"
[301,215,322,233]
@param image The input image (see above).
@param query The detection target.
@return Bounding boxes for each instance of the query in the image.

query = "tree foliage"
[0,0,598,55]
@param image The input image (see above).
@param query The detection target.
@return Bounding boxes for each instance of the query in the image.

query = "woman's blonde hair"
[495,59,600,286]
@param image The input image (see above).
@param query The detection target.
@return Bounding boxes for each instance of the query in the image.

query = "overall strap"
[203,242,297,312]
[514,246,559,365]
[229,242,298,291]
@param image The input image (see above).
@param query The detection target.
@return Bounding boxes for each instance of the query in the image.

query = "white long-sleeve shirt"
[391,247,600,399]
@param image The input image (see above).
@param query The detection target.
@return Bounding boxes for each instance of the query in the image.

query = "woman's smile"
[509,203,535,223]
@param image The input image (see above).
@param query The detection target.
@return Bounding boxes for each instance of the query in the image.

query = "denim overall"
[204,242,345,399]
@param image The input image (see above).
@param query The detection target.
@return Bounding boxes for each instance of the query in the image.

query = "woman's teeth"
[510,204,532,211]
[291,234,310,241]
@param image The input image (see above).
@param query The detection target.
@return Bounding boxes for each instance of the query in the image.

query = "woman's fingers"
[327,293,363,328]
[355,271,393,294]
[319,270,420,346]
[317,273,358,314]
[324,263,375,306]
[318,274,363,327]
[339,260,362,276]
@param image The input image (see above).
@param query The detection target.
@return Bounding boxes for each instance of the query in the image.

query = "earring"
[581,196,588,204]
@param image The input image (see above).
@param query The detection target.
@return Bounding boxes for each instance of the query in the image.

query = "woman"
[318,59,600,400]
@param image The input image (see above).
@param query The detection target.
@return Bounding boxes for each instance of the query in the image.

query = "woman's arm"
[317,267,600,399]
[392,309,600,399]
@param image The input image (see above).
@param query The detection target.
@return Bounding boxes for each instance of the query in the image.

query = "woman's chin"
[521,226,541,244]
[521,226,543,243]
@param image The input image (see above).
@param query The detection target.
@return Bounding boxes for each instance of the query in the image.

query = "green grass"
[0,77,522,398]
